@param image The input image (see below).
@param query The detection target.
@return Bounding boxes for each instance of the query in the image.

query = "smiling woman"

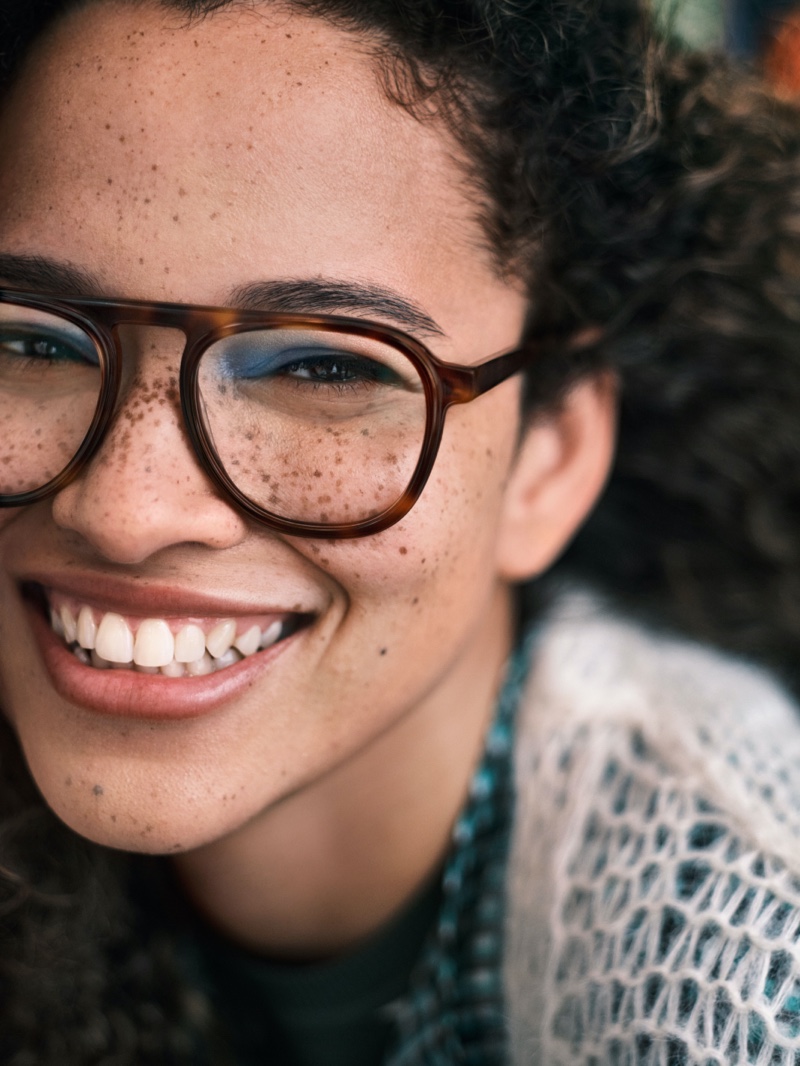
[1,1,800,1064]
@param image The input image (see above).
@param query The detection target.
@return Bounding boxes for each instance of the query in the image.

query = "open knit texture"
[505,592,800,1065]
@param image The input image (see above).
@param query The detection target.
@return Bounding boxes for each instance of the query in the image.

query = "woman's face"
[0,1,607,855]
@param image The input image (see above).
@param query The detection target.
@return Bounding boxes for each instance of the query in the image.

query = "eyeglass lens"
[0,301,102,496]
[0,300,430,525]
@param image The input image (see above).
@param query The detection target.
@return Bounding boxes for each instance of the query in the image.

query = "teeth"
[134,619,175,668]
[175,624,206,663]
[213,648,243,672]
[60,605,78,644]
[54,601,295,677]
[206,619,236,659]
[95,613,134,664]
[234,625,261,657]
[185,652,214,676]
[261,621,283,649]
[91,649,112,670]
[77,606,97,650]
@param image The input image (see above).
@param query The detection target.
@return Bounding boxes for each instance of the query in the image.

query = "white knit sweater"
[504,593,800,1065]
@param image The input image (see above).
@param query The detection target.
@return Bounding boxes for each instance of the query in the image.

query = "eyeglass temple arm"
[440,345,534,406]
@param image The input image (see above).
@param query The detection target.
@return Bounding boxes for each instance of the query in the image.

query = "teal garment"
[384,629,533,1065]
[194,877,441,1066]
[185,629,535,1065]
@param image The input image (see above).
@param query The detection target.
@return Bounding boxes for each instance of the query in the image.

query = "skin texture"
[0,1,615,956]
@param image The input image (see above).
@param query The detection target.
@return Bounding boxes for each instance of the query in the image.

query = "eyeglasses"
[0,289,534,538]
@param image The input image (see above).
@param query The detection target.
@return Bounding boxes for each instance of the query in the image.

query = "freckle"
[412,597,419,605]
[152,164,158,171]
[107,178,113,185]
[399,546,408,555]
[119,135,125,143]
[111,815,117,822]
[172,214,179,222]
[64,776,72,787]
[178,187,187,197]
[92,784,104,796]
[139,258,144,265]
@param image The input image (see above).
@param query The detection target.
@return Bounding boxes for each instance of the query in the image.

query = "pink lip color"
[23,570,308,619]
[26,599,303,721]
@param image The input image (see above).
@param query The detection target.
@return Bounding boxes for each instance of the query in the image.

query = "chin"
[44,786,244,856]
[18,734,261,857]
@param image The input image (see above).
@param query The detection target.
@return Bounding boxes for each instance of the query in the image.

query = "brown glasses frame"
[0,288,534,538]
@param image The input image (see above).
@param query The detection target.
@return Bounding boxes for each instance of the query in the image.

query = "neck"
[172,589,514,961]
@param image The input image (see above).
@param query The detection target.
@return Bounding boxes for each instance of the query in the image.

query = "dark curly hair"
[2,0,800,1060]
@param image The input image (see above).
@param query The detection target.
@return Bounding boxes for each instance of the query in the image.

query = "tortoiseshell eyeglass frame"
[0,288,535,538]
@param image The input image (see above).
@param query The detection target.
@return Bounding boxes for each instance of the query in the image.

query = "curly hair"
[2,0,800,1060]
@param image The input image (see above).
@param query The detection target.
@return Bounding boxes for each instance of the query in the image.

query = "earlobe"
[496,372,617,582]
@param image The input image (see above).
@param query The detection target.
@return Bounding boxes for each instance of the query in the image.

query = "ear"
[495,372,617,581]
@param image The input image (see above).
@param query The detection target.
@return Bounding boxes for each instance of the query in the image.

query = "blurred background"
[656,0,800,93]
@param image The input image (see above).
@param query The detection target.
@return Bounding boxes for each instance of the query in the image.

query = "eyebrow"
[228,280,445,339]
[0,253,446,339]
[0,254,103,297]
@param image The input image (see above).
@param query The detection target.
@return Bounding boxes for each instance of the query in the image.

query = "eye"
[276,350,401,387]
[0,325,99,367]
[210,329,419,393]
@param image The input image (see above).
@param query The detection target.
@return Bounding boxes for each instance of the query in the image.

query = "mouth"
[23,579,313,676]
[17,579,316,719]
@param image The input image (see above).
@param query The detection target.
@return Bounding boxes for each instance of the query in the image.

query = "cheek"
[300,392,520,623]
[0,508,23,532]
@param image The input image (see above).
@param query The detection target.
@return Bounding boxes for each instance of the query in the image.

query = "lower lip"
[27,601,301,720]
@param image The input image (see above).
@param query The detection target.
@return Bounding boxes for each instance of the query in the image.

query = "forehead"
[0,2,511,332]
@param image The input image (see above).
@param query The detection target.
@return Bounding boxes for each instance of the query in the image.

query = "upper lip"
[20,571,316,620]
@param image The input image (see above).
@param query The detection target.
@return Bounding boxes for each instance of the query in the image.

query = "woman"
[1,1,799,1063]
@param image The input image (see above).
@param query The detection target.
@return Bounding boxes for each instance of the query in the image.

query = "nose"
[51,326,250,564]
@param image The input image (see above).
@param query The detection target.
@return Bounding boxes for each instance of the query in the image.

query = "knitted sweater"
[506,593,800,1065]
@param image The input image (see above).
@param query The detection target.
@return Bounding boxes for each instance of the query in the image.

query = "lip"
[20,576,314,720]
[21,570,312,619]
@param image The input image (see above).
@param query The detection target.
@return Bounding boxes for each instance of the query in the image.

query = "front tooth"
[186,652,214,677]
[161,660,186,678]
[206,619,236,659]
[175,624,206,663]
[134,619,175,668]
[60,605,77,644]
[95,613,134,663]
[234,625,261,657]
[77,606,97,650]
[260,620,283,649]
